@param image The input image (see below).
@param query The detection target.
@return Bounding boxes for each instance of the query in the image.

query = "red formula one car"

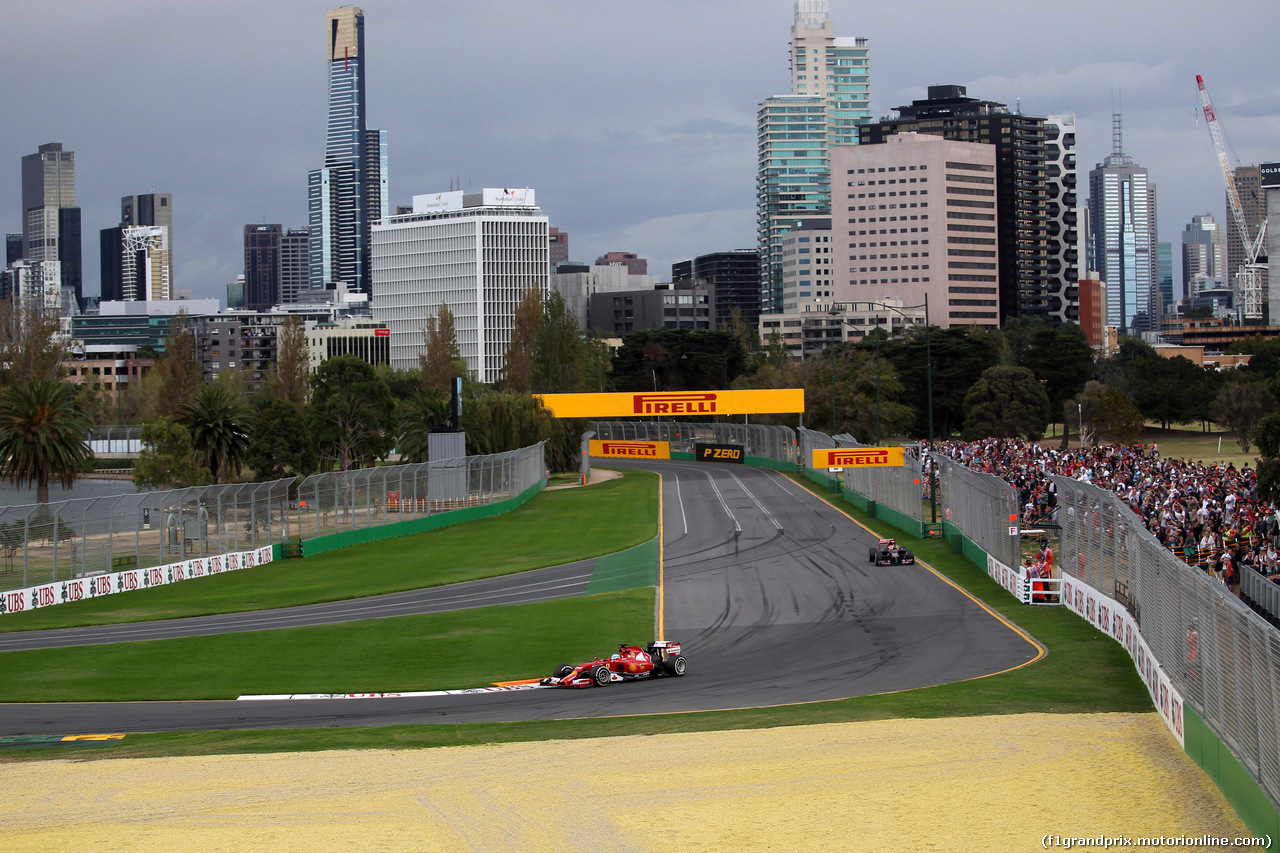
[869,537,915,565]
[540,641,687,687]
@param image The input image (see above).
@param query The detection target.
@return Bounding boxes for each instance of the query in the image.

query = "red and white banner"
[0,546,276,617]
[1061,572,1184,747]
[985,554,1026,601]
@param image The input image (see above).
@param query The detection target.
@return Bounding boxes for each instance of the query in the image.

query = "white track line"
[238,683,551,701]
[704,471,742,534]
[727,470,783,531]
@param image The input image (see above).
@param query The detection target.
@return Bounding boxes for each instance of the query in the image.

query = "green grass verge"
[0,471,1153,761]
[0,589,654,702]
[0,468,657,633]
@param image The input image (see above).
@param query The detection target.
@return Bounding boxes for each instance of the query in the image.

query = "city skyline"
[2,0,1277,308]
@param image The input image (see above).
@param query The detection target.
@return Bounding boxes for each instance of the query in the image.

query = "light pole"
[831,296,935,524]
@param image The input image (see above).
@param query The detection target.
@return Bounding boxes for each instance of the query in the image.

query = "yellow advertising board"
[588,440,672,460]
[811,447,906,469]
[538,389,805,419]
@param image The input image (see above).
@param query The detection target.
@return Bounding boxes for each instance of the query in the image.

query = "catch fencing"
[836,432,927,537]
[931,452,1021,571]
[590,421,799,469]
[0,443,547,594]
[1055,474,1280,810]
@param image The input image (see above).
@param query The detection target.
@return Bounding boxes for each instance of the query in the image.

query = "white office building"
[371,189,549,382]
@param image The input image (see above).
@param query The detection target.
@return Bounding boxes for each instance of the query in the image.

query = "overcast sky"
[4,0,1278,306]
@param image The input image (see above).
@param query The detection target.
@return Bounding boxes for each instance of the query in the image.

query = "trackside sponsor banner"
[537,389,805,419]
[1061,572,1185,747]
[588,440,671,460]
[0,546,275,617]
[696,443,744,463]
[985,554,1027,601]
[812,447,906,469]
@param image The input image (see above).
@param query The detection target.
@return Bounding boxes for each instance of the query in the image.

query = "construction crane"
[1196,74,1268,321]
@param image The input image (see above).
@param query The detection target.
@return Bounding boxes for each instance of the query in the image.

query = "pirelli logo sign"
[538,389,805,419]
[811,447,906,469]
[589,440,671,460]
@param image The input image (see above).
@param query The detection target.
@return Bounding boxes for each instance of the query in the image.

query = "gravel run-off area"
[0,711,1251,852]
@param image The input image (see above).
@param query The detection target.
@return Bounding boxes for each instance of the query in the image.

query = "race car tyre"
[666,656,687,677]
[869,549,876,564]
[552,664,573,679]
[591,665,611,687]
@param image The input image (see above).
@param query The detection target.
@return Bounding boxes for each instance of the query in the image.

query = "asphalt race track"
[0,461,1039,734]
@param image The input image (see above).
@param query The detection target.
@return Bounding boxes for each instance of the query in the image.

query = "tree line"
[5,286,1280,501]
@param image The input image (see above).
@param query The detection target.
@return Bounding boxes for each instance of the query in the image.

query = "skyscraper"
[21,142,82,309]
[672,249,761,329]
[100,193,172,303]
[1157,241,1174,316]
[1227,165,1267,295]
[308,7,387,296]
[1088,114,1158,333]
[860,86,1076,326]
[757,2,869,315]
[1181,213,1227,298]
[244,224,283,311]
[788,1,870,146]
[280,228,311,304]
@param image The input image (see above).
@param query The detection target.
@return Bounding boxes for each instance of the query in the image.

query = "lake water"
[0,477,140,508]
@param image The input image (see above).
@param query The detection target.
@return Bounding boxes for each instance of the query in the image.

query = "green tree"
[396,386,451,464]
[134,416,212,491]
[961,365,1051,441]
[273,315,311,409]
[246,400,318,481]
[532,290,592,393]
[151,314,203,414]
[1211,381,1277,453]
[177,386,252,483]
[420,304,466,394]
[609,329,746,392]
[1016,323,1093,440]
[502,285,543,393]
[0,379,93,504]
[1253,412,1280,505]
[1094,386,1146,446]
[0,299,67,385]
[884,325,1000,439]
[464,391,576,471]
[306,356,395,470]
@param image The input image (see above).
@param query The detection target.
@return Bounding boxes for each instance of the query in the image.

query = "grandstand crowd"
[932,439,1280,590]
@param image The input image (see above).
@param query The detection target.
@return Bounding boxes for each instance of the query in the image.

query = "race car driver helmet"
[611,653,620,661]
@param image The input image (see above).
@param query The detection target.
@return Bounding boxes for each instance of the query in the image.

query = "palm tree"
[176,386,251,483]
[396,386,450,464]
[0,379,93,504]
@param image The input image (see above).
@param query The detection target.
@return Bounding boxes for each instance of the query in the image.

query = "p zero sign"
[696,443,744,464]
[537,389,805,419]
[811,447,906,469]
[589,440,671,460]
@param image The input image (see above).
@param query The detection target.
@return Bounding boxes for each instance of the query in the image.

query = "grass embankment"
[0,469,1152,761]
[0,588,654,702]
[1044,423,1257,469]
[0,469,657,633]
